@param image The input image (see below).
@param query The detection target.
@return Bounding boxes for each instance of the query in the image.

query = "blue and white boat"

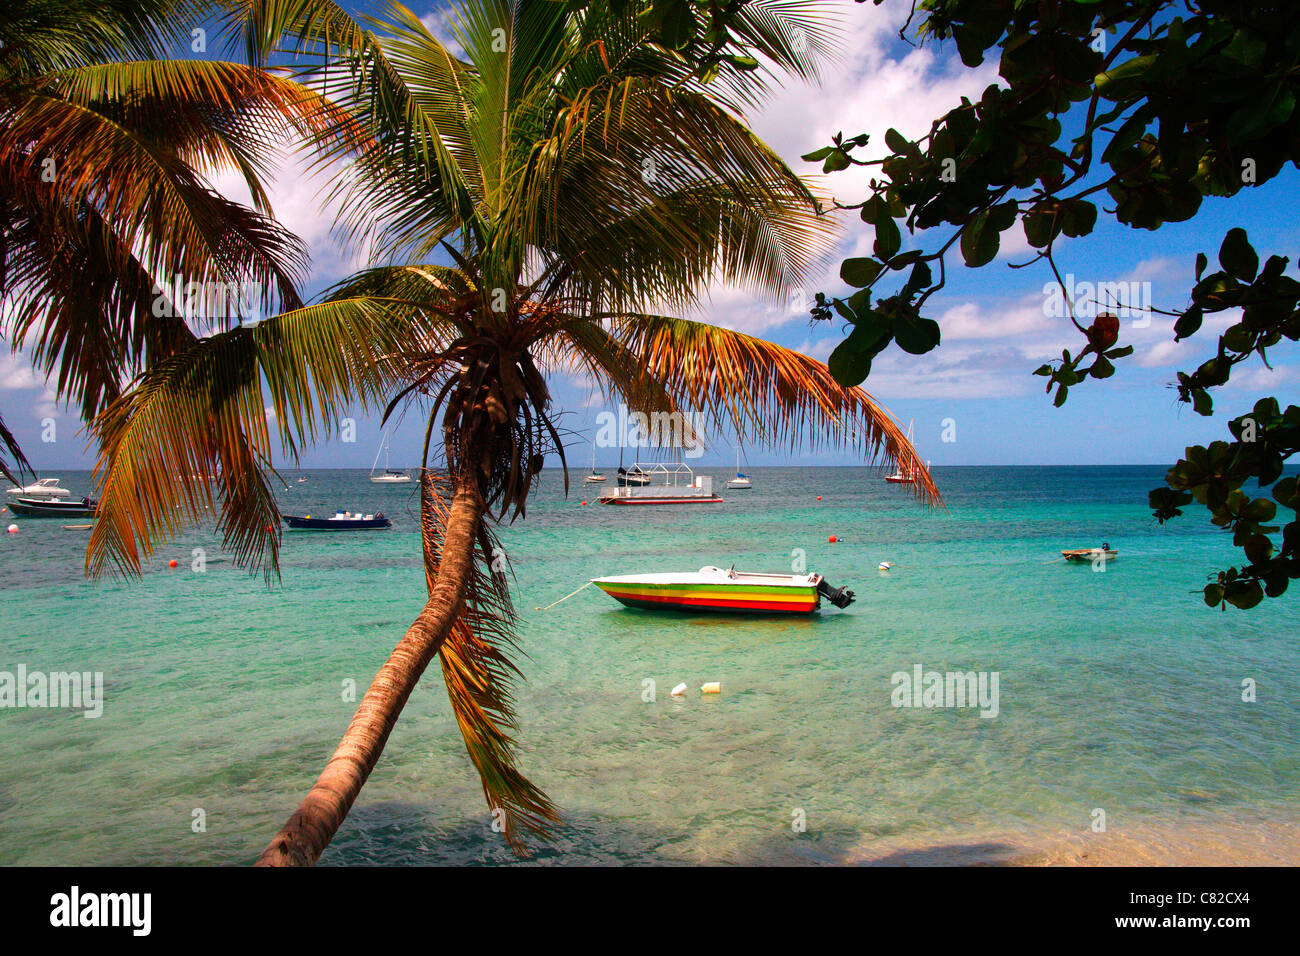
[282,510,392,531]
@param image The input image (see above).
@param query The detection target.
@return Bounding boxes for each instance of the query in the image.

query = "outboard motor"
[817,578,856,609]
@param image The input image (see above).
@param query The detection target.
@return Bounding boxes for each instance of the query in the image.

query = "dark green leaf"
[840,257,883,287]
[1218,227,1259,281]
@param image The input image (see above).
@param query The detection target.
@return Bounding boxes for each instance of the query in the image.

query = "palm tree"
[86,0,942,865]
[0,0,370,491]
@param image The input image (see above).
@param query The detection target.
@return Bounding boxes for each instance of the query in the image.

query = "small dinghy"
[283,510,391,531]
[1062,545,1117,563]
[591,566,855,615]
[8,496,97,518]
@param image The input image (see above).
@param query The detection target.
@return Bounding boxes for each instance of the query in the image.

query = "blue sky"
[3,0,1297,471]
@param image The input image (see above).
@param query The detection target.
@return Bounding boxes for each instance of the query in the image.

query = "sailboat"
[885,420,918,484]
[583,440,606,483]
[369,432,411,483]
[616,443,651,486]
[726,445,752,489]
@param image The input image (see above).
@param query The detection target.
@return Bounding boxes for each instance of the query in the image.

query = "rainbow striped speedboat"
[591,566,855,615]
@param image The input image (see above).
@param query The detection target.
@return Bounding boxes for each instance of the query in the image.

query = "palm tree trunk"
[255,479,484,866]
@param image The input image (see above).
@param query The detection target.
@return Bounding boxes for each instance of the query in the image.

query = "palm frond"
[421,475,559,854]
[0,0,203,74]
[86,297,422,579]
[32,58,370,213]
[534,316,678,418]
[0,410,34,486]
[610,313,943,505]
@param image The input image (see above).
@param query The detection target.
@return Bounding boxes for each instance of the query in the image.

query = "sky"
[4,0,1298,472]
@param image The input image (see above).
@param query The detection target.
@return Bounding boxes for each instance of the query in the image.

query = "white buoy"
[670,682,687,697]
[878,561,893,572]
[701,682,721,694]
[6,524,17,534]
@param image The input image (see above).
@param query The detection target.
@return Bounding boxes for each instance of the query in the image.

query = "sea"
[1,465,1297,865]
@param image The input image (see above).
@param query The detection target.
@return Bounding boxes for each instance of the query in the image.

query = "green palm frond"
[0,52,377,424]
[224,0,486,254]
[2,87,308,299]
[0,0,202,74]
[33,58,369,213]
[86,297,423,578]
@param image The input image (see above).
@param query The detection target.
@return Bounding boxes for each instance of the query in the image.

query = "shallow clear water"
[1,466,1297,865]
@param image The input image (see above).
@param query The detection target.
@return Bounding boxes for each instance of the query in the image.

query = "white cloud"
[208,147,367,292]
[935,299,1055,342]
[0,353,40,391]
[749,0,1000,199]
[1221,365,1297,392]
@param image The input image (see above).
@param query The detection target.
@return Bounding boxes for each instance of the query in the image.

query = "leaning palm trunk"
[257,476,484,866]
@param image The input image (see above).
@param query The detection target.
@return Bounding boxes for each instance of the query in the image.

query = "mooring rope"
[534,580,594,611]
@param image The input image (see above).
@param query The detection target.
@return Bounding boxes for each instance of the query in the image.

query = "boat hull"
[599,492,723,505]
[282,515,392,530]
[594,581,818,613]
[1062,549,1118,563]
[592,569,823,614]
[7,498,96,518]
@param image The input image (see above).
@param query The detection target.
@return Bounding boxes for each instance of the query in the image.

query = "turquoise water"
[1,466,1297,865]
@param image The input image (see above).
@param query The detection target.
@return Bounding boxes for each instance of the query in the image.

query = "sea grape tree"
[804,0,1300,609]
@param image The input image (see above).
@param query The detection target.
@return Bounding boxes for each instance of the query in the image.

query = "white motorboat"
[591,566,855,614]
[5,477,71,500]
[598,462,722,505]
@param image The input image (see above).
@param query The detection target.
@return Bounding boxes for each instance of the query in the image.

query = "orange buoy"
[581,501,587,506]
[6,523,17,534]
[168,559,178,568]
[828,535,837,544]
[816,495,822,501]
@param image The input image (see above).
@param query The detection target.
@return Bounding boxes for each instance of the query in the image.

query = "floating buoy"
[580,501,587,506]
[701,682,721,694]
[878,561,893,572]
[828,535,837,544]
[168,559,178,568]
[670,682,687,697]
[816,495,822,501]
[6,524,17,534]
